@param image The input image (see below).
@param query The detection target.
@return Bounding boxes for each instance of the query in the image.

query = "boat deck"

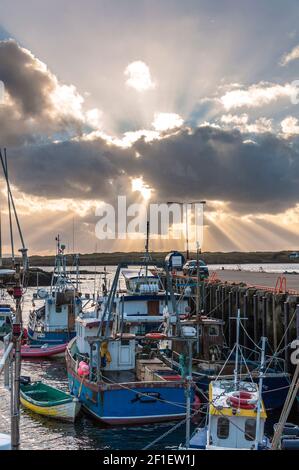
[102,370,137,384]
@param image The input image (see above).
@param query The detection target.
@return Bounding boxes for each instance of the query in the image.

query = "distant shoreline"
[24,250,299,266]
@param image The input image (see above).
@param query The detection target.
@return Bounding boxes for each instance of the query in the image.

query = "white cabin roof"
[122,269,158,281]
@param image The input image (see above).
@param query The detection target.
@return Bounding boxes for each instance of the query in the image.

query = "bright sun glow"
[124,61,155,92]
[131,177,152,200]
[152,112,184,131]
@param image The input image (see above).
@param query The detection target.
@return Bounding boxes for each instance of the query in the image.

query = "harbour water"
[0,263,298,449]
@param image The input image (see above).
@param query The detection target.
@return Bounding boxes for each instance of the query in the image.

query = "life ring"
[145,332,167,340]
[227,391,258,410]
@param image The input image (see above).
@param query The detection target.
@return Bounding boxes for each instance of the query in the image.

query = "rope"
[263,309,297,374]
[102,374,196,413]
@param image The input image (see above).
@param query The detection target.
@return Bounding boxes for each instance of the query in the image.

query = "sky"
[0,0,299,255]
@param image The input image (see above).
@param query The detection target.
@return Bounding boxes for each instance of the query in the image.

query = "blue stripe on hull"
[28,328,75,345]
[68,373,189,425]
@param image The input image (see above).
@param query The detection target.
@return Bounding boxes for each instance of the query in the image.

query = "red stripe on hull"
[20,343,67,358]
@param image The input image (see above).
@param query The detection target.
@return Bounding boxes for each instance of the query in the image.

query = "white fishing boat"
[180,311,271,450]
[187,380,269,450]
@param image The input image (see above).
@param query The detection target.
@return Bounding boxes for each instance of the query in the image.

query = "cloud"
[124,61,155,92]
[220,114,272,133]
[220,82,295,110]
[152,112,184,131]
[280,44,299,66]
[5,125,299,217]
[0,39,101,146]
[281,116,299,136]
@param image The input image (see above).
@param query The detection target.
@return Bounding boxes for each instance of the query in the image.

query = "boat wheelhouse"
[112,268,190,336]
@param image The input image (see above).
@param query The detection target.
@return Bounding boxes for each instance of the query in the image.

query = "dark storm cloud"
[8,138,134,200]
[0,39,54,116]
[6,126,299,215]
[133,127,299,214]
[0,40,84,147]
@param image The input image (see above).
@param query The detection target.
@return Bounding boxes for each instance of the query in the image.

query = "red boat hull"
[20,343,67,358]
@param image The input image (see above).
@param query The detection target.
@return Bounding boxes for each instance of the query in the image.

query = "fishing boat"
[186,380,270,450]
[159,314,291,410]
[180,316,270,450]
[273,423,299,450]
[27,236,85,346]
[20,342,67,358]
[66,256,194,425]
[20,380,81,422]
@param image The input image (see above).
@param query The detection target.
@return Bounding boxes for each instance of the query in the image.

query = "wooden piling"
[284,301,290,372]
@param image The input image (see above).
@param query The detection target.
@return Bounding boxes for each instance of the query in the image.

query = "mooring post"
[253,294,258,360]
[283,301,290,372]
[296,304,299,339]
[262,296,267,338]
[216,287,220,318]
[272,294,278,351]
[221,286,225,322]
[243,292,248,353]
[202,281,206,313]
[209,284,213,314]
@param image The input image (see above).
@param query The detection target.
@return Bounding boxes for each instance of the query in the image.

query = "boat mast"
[4,151,14,263]
[0,148,28,450]
[254,336,266,450]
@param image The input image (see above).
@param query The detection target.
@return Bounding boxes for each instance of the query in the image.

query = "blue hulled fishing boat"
[66,260,193,425]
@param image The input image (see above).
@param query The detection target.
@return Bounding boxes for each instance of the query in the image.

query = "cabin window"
[56,306,62,313]
[198,326,202,336]
[245,419,256,441]
[209,325,219,336]
[217,417,230,439]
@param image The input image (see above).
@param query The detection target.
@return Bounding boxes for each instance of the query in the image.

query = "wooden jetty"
[168,269,299,371]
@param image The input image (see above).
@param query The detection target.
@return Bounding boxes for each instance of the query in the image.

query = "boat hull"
[21,343,67,358]
[28,328,75,346]
[66,344,189,425]
[68,371,187,425]
[20,395,80,422]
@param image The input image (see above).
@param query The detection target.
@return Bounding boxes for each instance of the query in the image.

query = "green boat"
[20,381,81,422]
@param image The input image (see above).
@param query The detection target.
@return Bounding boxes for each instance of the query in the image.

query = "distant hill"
[24,250,299,266]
